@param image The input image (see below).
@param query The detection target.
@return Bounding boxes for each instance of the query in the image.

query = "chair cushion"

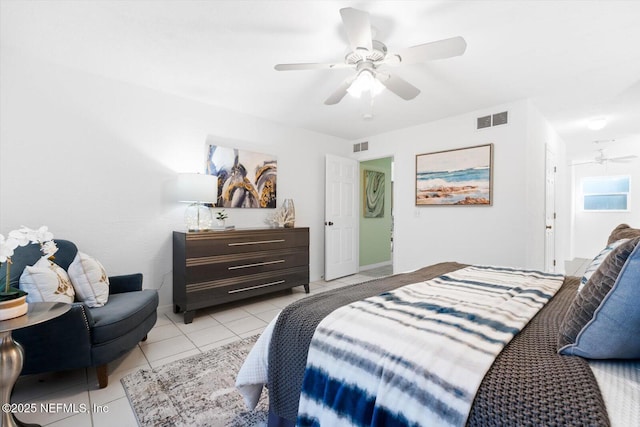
[89,290,159,345]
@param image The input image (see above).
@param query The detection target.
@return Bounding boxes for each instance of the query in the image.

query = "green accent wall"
[360,157,392,267]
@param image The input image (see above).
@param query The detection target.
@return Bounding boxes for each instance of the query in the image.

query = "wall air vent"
[477,111,509,129]
[477,115,492,129]
[493,111,508,126]
[353,141,369,152]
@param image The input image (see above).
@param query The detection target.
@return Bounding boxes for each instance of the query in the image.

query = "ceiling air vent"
[353,143,361,152]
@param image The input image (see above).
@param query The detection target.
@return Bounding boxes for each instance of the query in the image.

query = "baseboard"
[359,261,392,272]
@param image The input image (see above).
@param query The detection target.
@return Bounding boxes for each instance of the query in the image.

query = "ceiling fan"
[572,149,638,166]
[274,7,467,105]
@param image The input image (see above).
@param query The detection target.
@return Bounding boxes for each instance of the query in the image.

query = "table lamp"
[177,173,218,231]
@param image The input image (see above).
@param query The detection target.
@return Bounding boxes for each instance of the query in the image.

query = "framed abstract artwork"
[415,144,493,206]
[363,170,385,218]
[205,143,277,208]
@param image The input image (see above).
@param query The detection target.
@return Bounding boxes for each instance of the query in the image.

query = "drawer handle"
[228,280,286,294]
[228,239,285,246]
[228,260,285,270]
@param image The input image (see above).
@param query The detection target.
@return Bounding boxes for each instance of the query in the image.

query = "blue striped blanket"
[297,266,564,427]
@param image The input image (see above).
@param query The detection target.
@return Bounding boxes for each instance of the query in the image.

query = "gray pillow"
[607,223,640,245]
[578,238,628,293]
[558,236,640,358]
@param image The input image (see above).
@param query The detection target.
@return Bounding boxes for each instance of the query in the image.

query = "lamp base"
[184,203,213,231]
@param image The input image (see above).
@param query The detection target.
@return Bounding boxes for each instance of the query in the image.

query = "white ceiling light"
[587,117,608,130]
[347,70,385,98]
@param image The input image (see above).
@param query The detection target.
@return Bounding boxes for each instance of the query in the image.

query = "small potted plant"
[215,210,228,227]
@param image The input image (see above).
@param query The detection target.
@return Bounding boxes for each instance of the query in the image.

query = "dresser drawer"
[186,248,308,282]
[184,266,309,309]
[185,229,309,257]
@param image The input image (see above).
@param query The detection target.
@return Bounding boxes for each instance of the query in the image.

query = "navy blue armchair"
[0,239,158,388]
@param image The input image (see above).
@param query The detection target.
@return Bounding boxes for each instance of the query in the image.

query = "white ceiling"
[2,0,640,156]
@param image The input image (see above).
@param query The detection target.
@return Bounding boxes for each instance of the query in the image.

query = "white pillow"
[19,256,75,304]
[67,252,109,307]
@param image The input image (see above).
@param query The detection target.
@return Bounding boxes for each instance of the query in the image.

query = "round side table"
[0,302,70,427]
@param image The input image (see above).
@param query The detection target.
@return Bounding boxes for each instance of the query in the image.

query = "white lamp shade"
[177,173,218,203]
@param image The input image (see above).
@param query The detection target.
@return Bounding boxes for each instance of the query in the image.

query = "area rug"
[122,335,268,427]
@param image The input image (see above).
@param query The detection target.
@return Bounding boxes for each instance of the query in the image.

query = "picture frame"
[205,143,277,208]
[363,170,385,218]
[415,143,493,206]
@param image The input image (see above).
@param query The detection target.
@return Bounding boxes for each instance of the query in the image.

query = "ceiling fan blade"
[274,62,351,71]
[324,75,357,105]
[376,73,421,100]
[571,160,597,166]
[394,36,467,64]
[609,155,638,162]
[340,7,373,52]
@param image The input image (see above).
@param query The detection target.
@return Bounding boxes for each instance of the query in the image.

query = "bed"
[237,226,640,427]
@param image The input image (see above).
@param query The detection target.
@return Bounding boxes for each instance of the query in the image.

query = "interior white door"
[545,146,557,272]
[325,154,359,281]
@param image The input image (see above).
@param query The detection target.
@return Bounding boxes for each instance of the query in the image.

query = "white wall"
[0,48,350,308]
[1,47,576,312]
[569,136,640,258]
[352,100,566,273]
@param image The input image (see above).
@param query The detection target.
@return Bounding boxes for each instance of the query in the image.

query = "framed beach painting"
[364,170,385,218]
[205,142,277,208]
[415,144,493,206]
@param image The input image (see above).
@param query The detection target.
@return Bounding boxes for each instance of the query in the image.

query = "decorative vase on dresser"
[172,227,309,323]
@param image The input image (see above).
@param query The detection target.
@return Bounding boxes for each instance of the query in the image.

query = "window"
[582,175,630,211]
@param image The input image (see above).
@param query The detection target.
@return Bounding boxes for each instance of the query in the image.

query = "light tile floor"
[565,257,590,277]
[9,268,392,427]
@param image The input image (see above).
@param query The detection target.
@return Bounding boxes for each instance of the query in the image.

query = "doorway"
[359,156,394,276]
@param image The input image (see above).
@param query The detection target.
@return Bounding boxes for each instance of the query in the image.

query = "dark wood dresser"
[173,227,309,323]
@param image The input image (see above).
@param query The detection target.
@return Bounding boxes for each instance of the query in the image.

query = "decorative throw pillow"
[578,238,629,292]
[558,236,640,359]
[19,256,75,304]
[67,252,109,307]
[607,223,640,245]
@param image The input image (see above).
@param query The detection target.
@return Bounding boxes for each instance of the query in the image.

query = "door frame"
[356,153,396,274]
[545,145,557,272]
[324,152,396,280]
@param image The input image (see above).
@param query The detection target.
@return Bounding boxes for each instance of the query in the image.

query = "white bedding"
[588,359,640,427]
[236,300,640,426]
[237,320,640,427]
[236,315,277,409]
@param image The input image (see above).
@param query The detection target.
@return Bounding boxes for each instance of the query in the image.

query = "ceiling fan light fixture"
[347,70,385,98]
[355,47,370,61]
[587,117,608,130]
[275,7,465,105]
